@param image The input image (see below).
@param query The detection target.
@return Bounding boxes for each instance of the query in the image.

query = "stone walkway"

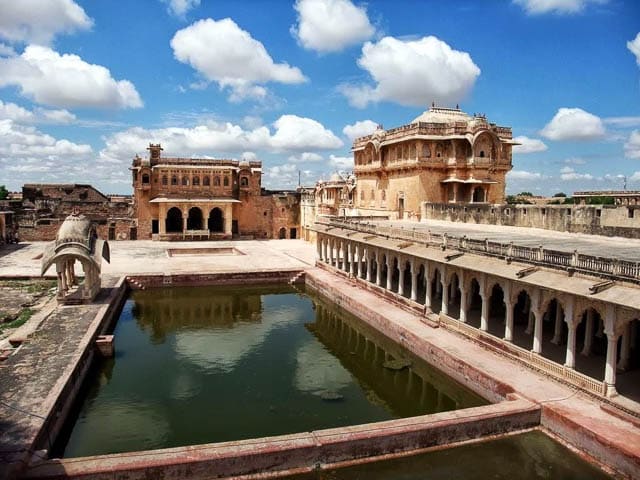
[375,219,640,262]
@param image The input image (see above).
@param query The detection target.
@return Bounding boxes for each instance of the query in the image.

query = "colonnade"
[316,232,640,398]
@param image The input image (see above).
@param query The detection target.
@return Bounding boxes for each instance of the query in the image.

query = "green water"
[289,431,611,480]
[57,284,485,458]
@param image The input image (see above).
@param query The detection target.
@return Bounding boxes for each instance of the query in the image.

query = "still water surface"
[289,431,612,480]
[58,284,484,457]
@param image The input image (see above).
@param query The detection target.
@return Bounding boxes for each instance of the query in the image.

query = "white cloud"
[540,107,605,141]
[288,152,323,163]
[0,0,92,44]
[564,157,586,165]
[271,115,343,151]
[171,18,306,102]
[339,36,480,108]
[328,154,353,170]
[512,135,548,154]
[0,45,142,109]
[628,32,640,66]
[560,166,594,181]
[514,0,607,15]
[0,100,77,124]
[0,119,91,161]
[507,170,542,180]
[292,0,375,53]
[99,114,342,162]
[342,119,378,141]
[624,130,640,159]
[630,171,640,182]
[604,116,640,128]
[162,0,200,18]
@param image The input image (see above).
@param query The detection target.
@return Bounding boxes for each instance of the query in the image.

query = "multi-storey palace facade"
[352,106,515,220]
[132,144,300,240]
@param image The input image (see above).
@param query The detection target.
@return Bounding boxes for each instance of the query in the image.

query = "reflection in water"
[57,284,485,458]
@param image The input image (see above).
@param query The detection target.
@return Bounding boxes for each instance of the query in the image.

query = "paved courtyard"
[0,239,316,278]
[374,219,640,262]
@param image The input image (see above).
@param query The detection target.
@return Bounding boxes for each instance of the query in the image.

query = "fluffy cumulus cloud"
[162,0,200,18]
[288,152,323,163]
[507,170,543,180]
[0,0,92,45]
[625,130,640,159]
[0,119,92,185]
[540,107,605,141]
[339,36,480,108]
[513,0,607,15]
[560,166,593,181]
[99,114,342,162]
[171,18,306,101]
[512,135,548,154]
[603,116,640,128]
[342,119,378,141]
[328,154,353,170]
[0,45,142,109]
[628,32,640,66]
[0,100,76,124]
[292,0,375,53]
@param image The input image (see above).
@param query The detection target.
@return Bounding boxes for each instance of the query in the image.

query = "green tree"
[518,191,533,197]
[553,192,567,198]
[0,185,8,200]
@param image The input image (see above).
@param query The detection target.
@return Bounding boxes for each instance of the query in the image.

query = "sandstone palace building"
[352,105,515,220]
[132,144,299,240]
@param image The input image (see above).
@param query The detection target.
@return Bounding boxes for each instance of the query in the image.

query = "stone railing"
[315,217,640,283]
[438,314,607,396]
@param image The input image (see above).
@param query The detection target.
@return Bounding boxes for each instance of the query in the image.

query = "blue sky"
[0,0,639,195]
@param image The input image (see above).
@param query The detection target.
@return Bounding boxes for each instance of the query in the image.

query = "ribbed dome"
[411,106,472,124]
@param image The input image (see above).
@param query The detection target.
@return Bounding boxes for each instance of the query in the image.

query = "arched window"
[422,144,431,157]
[193,176,200,186]
[162,175,168,186]
[171,175,178,185]
[213,176,221,186]
[182,176,189,186]
[240,176,249,187]
[203,176,210,186]
[479,150,485,158]
[142,173,150,184]
[223,176,229,186]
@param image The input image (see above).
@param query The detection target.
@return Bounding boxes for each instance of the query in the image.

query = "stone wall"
[421,202,640,239]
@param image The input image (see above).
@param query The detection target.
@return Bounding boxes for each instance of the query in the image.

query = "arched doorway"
[166,207,182,233]
[279,227,286,239]
[208,208,224,232]
[187,207,203,230]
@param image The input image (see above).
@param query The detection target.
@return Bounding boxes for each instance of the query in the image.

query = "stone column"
[376,252,383,287]
[441,274,449,316]
[366,250,373,282]
[398,259,405,296]
[564,298,576,368]
[386,255,393,291]
[225,205,232,235]
[532,310,543,354]
[504,297,515,341]
[316,236,322,260]
[480,292,488,331]
[159,203,167,235]
[551,303,563,345]
[424,264,432,312]
[604,332,619,396]
[618,322,631,372]
[410,259,418,302]
[359,246,366,278]
[581,309,594,356]
[350,243,356,276]
[459,280,467,323]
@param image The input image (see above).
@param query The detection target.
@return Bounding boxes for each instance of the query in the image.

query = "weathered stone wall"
[421,203,640,239]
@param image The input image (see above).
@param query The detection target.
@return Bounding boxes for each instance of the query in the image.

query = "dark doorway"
[151,220,159,235]
[129,227,137,240]
[279,227,287,239]
[232,220,239,235]
[473,187,485,203]
[108,225,115,240]
[166,207,182,233]
[398,197,404,218]
[290,228,297,239]
[208,208,224,232]
[187,207,203,230]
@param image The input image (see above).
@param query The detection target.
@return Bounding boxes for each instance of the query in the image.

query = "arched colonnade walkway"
[316,231,640,402]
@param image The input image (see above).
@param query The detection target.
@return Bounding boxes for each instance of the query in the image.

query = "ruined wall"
[421,203,640,239]
[235,192,300,239]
